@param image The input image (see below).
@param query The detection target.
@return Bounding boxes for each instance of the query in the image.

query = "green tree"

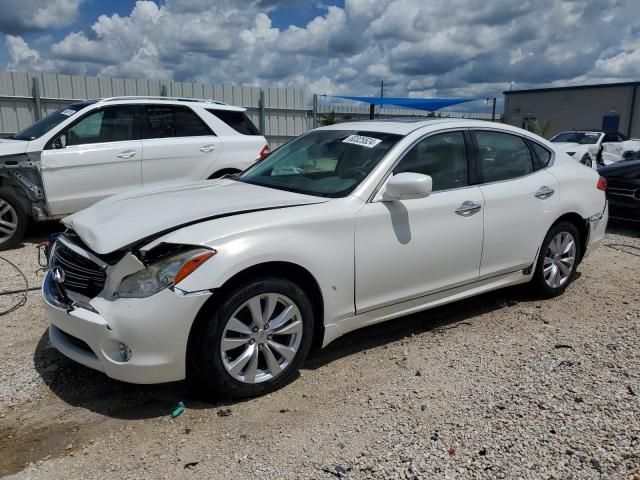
[319,111,337,126]
[530,119,553,138]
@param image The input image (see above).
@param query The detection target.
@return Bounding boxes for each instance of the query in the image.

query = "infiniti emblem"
[52,267,66,284]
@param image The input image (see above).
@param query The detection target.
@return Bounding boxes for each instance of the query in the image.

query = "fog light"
[119,343,132,362]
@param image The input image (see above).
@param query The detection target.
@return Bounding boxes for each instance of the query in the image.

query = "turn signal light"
[596,176,607,191]
[257,144,270,161]
[174,251,216,285]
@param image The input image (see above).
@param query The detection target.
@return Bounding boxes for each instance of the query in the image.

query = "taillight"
[597,176,607,191]
[257,144,270,161]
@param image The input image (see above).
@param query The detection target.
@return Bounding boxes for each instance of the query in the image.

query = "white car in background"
[0,96,269,249]
[43,119,608,398]
[550,130,640,168]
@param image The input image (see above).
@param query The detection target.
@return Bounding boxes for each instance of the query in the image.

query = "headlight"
[567,152,576,156]
[118,247,215,298]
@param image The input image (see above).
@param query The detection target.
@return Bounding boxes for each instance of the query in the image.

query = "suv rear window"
[143,106,213,138]
[207,109,260,135]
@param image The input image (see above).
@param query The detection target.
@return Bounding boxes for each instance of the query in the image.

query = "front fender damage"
[0,152,49,219]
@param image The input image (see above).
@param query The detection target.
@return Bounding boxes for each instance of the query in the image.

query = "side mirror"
[382,172,432,201]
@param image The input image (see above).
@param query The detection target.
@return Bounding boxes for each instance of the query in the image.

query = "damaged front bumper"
[43,267,212,384]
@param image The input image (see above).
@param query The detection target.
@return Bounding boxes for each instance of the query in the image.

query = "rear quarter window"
[530,142,552,168]
[207,109,260,135]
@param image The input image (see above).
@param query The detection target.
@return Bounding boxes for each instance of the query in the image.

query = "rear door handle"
[200,144,216,153]
[535,186,555,200]
[117,150,137,159]
[455,201,482,216]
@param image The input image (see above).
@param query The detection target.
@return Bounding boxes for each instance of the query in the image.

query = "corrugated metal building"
[503,81,640,138]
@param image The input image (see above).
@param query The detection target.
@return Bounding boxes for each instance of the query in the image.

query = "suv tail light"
[597,176,607,191]
[257,144,270,161]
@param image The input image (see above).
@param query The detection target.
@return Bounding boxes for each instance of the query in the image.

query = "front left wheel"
[192,277,314,398]
[0,188,28,251]
[580,154,593,168]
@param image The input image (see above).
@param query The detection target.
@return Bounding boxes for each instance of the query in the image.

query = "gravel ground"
[1,221,639,479]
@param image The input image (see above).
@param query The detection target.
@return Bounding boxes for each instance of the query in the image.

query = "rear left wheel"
[193,277,314,398]
[531,221,580,298]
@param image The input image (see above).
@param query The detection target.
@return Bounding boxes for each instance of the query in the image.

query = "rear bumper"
[584,202,608,258]
[43,271,211,384]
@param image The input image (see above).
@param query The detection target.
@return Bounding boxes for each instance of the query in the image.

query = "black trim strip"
[124,203,317,254]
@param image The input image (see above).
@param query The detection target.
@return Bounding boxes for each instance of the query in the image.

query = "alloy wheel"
[220,293,303,384]
[0,199,18,245]
[543,231,576,289]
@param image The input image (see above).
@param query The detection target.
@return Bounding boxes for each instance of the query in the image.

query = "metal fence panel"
[0,70,496,144]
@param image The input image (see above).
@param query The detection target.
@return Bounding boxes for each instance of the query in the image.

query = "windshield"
[13,101,97,141]
[550,131,600,145]
[239,130,403,197]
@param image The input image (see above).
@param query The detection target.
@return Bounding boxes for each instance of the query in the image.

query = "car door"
[473,129,559,277]
[355,131,484,313]
[601,132,627,164]
[40,105,142,216]
[141,105,222,187]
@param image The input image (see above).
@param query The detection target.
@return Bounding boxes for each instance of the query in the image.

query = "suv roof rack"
[102,96,228,105]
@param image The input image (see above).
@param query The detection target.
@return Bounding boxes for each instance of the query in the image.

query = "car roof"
[318,118,509,135]
[554,130,602,135]
[93,96,246,112]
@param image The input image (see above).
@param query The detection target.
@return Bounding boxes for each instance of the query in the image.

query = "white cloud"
[2,0,640,104]
[0,0,83,34]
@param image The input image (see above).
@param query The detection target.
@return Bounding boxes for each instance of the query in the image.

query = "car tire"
[531,221,581,298]
[580,155,592,168]
[0,188,28,251]
[193,277,314,398]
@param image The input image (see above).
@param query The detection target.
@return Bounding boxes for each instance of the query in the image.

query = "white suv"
[0,96,269,249]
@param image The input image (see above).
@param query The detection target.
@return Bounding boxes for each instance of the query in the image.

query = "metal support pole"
[32,77,42,121]
[369,104,375,120]
[491,97,497,122]
[259,90,266,135]
[628,85,637,138]
[312,93,318,129]
[160,84,167,97]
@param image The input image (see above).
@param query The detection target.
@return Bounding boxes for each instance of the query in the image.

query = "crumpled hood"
[63,179,328,254]
[0,138,29,156]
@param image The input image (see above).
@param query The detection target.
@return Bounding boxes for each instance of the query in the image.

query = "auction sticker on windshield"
[60,109,76,116]
[343,135,382,148]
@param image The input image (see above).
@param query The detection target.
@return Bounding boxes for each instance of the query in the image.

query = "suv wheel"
[0,188,28,251]
[580,155,592,168]
[193,277,314,398]
[532,221,580,298]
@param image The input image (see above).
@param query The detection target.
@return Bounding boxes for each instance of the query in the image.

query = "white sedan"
[550,130,640,168]
[43,119,608,397]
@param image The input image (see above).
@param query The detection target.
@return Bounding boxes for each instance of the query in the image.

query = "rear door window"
[207,109,260,135]
[474,131,535,183]
[143,105,213,138]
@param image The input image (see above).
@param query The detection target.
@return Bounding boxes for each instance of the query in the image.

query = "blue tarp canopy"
[334,96,475,111]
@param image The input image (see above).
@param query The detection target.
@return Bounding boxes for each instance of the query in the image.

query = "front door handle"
[117,150,137,159]
[455,201,482,217]
[200,144,216,153]
[535,186,555,200]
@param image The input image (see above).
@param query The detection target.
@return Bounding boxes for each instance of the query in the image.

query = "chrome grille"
[50,239,106,298]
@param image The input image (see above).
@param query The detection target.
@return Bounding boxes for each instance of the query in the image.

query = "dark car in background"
[598,159,640,222]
